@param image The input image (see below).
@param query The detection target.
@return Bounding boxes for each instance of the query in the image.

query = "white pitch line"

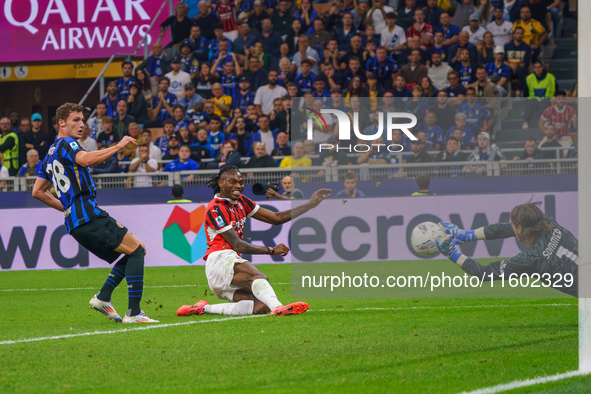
[0,303,576,346]
[0,314,266,345]
[0,283,295,292]
[460,370,591,394]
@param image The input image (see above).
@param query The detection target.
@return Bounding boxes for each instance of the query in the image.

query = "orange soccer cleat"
[176,300,209,316]
[270,302,309,316]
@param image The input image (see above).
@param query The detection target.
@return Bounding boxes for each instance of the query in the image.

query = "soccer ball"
[411,222,446,257]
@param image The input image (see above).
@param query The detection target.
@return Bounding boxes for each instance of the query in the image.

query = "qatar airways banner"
[0,192,577,271]
[1,0,175,63]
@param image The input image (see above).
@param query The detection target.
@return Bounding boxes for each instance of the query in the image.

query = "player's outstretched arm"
[252,188,332,225]
[440,221,516,244]
[435,235,504,281]
[439,222,479,244]
[32,177,64,212]
[75,136,137,167]
[481,222,516,240]
[220,228,289,256]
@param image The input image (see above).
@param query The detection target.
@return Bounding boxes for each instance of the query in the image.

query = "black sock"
[125,245,145,316]
[97,256,129,301]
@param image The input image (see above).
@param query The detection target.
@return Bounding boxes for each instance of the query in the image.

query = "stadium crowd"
[0,0,578,190]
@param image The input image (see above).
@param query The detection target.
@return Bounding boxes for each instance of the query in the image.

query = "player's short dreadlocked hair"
[206,165,240,195]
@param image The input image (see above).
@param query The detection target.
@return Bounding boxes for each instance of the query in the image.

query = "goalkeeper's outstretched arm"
[453,256,506,281]
[482,223,515,240]
[437,240,578,297]
[434,237,507,281]
[435,231,531,281]
[440,222,515,242]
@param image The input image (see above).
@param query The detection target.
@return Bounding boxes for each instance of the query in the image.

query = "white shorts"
[205,249,249,301]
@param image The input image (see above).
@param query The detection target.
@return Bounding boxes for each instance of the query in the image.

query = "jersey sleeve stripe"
[240,195,256,211]
[71,148,82,163]
[215,224,233,234]
[64,138,83,163]
[247,204,260,218]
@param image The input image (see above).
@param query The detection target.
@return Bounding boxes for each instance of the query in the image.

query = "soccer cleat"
[122,311,159,323]
[270,302,309,316]
[89,294,122,322]
[176,300,209,316]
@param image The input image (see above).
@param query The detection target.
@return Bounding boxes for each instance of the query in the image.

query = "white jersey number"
[556,246,579,265]
[47,161,71,197]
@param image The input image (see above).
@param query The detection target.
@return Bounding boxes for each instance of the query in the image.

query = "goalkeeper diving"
[436,200,578,297]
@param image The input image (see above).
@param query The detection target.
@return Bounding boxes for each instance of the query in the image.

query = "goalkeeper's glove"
[439,221,476,244]
[435,236,464,264]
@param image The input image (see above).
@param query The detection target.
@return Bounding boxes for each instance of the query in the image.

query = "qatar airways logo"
[304,108,418,152]
[3,0,152,51]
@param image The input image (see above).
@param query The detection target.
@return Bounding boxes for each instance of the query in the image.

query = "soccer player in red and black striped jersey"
[407,9,434,49]
[539,91,578,146]
[177,166,331,317]
[213,0,238,37]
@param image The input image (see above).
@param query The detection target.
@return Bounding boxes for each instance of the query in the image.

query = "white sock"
[203,300,254,315]
[251,279,282,311]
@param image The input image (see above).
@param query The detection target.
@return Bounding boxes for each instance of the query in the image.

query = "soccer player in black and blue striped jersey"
[32,103,158,323]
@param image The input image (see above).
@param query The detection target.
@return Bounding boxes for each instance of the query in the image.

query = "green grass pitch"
[0,262,588,393]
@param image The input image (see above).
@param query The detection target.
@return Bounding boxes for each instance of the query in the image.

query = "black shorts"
[70,211,129,264]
